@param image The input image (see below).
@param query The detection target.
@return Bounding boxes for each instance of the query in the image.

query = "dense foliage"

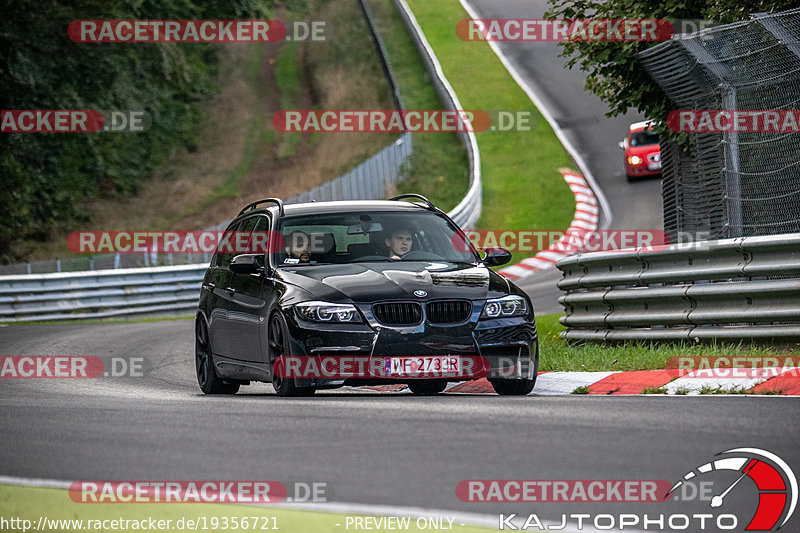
[545,0,797,134]
[0,0,274,259]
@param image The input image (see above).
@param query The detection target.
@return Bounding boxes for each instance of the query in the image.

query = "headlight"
[628,155,642,165]
[296,301,363,323]
[481,295,528,319]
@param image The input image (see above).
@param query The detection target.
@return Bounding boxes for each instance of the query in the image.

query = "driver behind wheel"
[284,230,312,263]
[385,227,413,260]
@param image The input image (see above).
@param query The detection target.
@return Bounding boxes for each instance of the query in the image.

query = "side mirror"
[617,140,625,150]
[230,254,264,274]
[482,247,512,267]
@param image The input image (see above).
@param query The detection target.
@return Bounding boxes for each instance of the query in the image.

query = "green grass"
[700,385,748,395]
[275,40,303,160]
[572,385,590,394]
[0,485,502,533]
[366,0,470,211]
[201,46,268,206]
[536,313,791,372]
[403,0,576,263]
[642,386,667,394]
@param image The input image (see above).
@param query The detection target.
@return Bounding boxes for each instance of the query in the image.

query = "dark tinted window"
[274,211,479,265]
[214,220,240,268]
[630,130,659,146]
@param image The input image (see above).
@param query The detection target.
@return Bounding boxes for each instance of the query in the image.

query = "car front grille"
[373,302,423,325]
[427,300,472,324]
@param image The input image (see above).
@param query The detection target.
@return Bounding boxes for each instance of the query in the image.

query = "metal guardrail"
[0,265,205,322]
[556,234,800,341]
[285,133,412,206]
[0,134,413,276]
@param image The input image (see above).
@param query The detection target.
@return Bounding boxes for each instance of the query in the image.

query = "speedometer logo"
[668,448,797,531]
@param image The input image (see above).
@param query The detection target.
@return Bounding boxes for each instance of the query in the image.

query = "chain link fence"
[638,7,800,241]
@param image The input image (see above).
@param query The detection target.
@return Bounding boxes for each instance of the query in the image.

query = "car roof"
[629,120,656,132]
[238,199,437,220]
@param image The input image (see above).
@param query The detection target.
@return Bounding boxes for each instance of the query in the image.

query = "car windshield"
[274,210,479,266]
[630,130,659,146]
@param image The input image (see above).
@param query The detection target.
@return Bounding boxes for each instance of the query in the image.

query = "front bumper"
[282,304,538,387]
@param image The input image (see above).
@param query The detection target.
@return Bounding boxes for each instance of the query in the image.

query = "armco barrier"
[556,234,800,341]
[0,265,206,322]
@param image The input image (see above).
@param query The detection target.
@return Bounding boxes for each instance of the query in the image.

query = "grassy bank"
[0,485,500,533]
[536,313,794,372]
[401,0,576,262]
[366,0,470,211]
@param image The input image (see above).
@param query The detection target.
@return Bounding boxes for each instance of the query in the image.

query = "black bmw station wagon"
[196,195,538,396]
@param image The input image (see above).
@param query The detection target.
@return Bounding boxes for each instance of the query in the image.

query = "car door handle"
[225,287,236,295]
[203,282,215,291]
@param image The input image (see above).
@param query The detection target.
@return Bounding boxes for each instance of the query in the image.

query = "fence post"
[722,84,743,237]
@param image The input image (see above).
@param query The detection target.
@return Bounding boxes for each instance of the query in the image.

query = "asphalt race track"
[2,2,797,530]
[1,320,798,523]
[462,0,664,314]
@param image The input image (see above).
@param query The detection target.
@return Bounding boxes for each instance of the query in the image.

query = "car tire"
[269,313,316,397]
[407,380,447,395]
[195,318,240,395]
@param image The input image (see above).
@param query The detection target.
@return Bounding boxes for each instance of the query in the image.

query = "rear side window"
[214,220,241,268]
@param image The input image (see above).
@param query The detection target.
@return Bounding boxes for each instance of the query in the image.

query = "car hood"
[277,262,510,303]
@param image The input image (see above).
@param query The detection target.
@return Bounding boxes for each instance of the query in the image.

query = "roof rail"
[388,194,436,211]
[238,198,284,217]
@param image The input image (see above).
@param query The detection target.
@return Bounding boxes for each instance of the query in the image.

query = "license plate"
[384,356,461,377]
[648,162,661,170]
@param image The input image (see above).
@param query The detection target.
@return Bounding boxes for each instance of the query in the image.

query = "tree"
[545,0,797,135]
[0,0,276,260]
